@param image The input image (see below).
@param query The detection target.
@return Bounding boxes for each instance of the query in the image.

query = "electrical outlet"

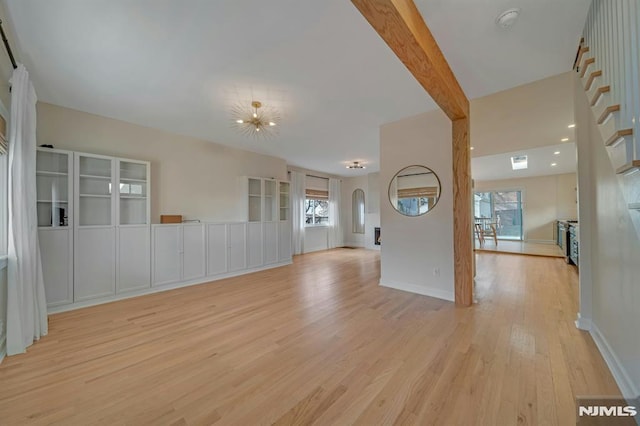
[433,267,440,277]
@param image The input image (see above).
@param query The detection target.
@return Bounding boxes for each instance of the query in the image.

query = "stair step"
[580,58,595,78]
[585,70,602,91]
[598,105,620,125]
[617,160,640,175]
[605,129,633,147]
[629,203,640,210]
[590,85,610,106]
[575,46,590,70]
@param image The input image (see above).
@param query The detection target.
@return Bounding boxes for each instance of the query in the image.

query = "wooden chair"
[475,220,498,246]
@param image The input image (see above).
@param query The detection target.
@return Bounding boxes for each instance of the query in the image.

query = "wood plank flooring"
[0,249,621,425]
[475,239,566,258]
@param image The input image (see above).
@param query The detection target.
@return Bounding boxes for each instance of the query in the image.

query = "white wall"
[341,173,381,250]
[380,109,454,302]
[574,74,640,397]
[475,173,577,242]
[37,102,288,223]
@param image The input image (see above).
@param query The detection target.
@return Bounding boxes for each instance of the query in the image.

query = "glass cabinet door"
[248,178,262,222]
[264,180,277,222]
[36,150,71,227]
[78,155,113,226]
[119,161,148,225]
[279,181,290,221]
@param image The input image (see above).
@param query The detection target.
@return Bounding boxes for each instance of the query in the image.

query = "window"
[305,198,329,225]
[305,178,329,226]
[352,189,365,234]
[474,190,523,240]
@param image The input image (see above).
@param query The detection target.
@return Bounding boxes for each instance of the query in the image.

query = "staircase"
[575,0,640,236]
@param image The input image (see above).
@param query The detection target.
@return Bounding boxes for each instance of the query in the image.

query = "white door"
[39,229,73,307]
[75,227,116,301]
[207,224,227,276]
[279,221,292,262]
[182,224,206,281]
[152,225,181,286]
[117,226,151,292]
[247,222,263,268]
[228,223,246,272]
[264,222,278,265]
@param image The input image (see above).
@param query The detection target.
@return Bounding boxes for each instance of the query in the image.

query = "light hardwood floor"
[475,239,566,258]
[0,249,621,425]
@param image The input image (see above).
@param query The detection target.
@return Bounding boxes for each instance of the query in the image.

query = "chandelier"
[346,161,366,169]
[232,100,279,138]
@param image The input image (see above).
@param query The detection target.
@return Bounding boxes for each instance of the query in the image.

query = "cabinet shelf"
[37,171,68,177]
[120,177,147,183]
[80,194,111,198]
[120,195,147,199]
[79,174,111,180]
[38,200,69,203]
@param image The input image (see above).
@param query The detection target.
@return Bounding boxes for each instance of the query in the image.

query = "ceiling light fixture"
[568,124,576,128]
[511,155,528,170]
[551,163,557,166]
[470,146,475,150]
[554,151,561,155]
[561,138,569,142]
[496,8,521,29]
[346,161,366,169]
[232,100,279,138]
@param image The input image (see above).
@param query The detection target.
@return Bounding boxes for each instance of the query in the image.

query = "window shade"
[397,186,439,198]
[305,189,328,200]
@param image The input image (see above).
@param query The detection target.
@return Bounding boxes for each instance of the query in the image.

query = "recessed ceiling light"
[561,137,569,142]
[470,146,474,150]
[551,163,557,166]
[554,151,560,155]
[568,124,576,128]
[511,155,528,170]
[496,8,521,29]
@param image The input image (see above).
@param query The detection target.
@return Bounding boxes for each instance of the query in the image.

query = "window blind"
[305,188,329,200]
[397,186,439,199]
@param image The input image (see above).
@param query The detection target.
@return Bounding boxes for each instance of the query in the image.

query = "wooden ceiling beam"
[352,0,473,306]
[351,0,469,120]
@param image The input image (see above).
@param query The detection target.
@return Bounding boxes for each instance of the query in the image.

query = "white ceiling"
[472,142,577,181]
[4,0,591,176]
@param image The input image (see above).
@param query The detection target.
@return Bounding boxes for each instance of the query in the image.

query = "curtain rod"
[0,20,17,70]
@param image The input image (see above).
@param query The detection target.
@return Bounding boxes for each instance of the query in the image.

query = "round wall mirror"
[388,165,441,216]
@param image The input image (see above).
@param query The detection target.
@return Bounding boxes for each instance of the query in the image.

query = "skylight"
[511,155,528,170]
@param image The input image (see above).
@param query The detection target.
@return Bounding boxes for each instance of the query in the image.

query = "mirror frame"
[388,165,442,217]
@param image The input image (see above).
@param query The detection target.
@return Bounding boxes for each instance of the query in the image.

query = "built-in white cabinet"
[206,224,228,276]
[74,153,116,300]
[152,224,205,287]
[228,223,247,272]
[152,225,181,287]
[279,221,292,262]
[182,224,206,281]
[247,222,263,268]
[74,153,151,300]
[264,222,279,265]
[244,177,291,266]
[37,148,74,307]
[117,226,151,293]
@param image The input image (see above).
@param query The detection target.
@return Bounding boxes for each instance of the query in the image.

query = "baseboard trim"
[575,312,592,331]
[379,279,454,302]
[590,321,639,399]
[48,260,293,315]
